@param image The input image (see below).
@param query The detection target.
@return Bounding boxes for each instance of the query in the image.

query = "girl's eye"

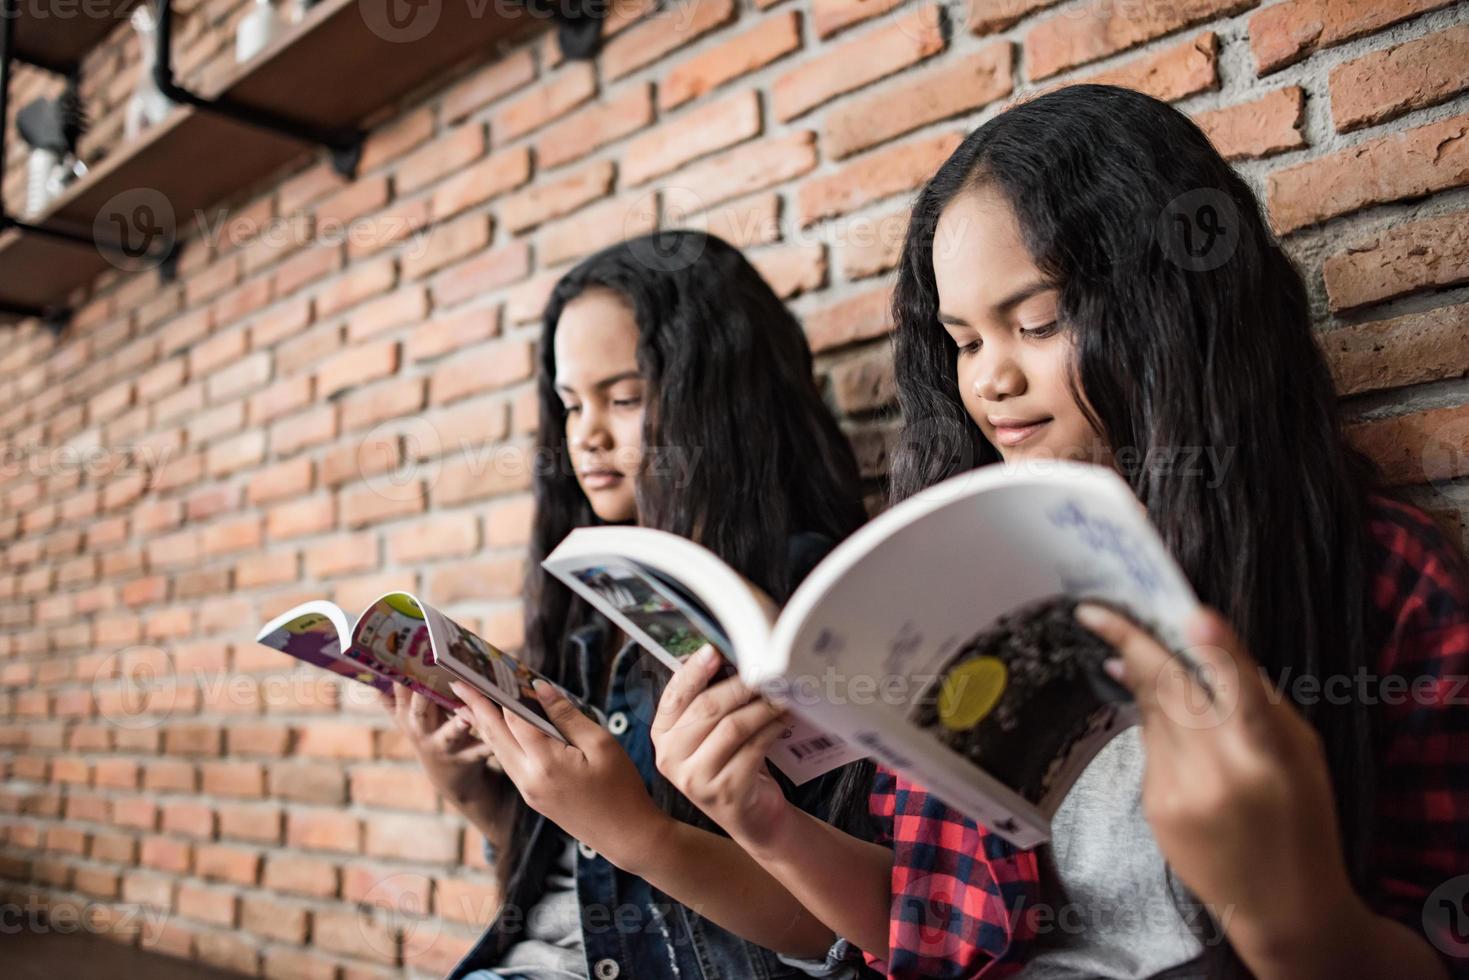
[955,339,981,356]
[563,404,582,416]
[1021,321,1058,339]
[612,396,643,408]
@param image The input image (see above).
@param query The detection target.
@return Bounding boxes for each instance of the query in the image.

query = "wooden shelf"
[0,0,536,323]
[10,1,141,73]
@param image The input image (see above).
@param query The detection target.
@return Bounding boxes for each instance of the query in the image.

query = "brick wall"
[2,0,1468,976]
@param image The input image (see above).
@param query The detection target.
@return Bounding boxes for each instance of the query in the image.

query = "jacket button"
[607,711,629,735]
[577,841,597,861]
[593,957,621,979]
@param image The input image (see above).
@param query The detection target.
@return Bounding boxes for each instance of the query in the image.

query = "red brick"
[751,242,828,299]
[538,194,658,267]
[317,339,399,399]
[810,0,904,37]
[804,281,894,352]
[625,90,762,186]
[661,11,802,109]
[428,337,535,405]
[1194,85,1306,161]
[1076,30,1219,102]
[396,122,487,195]
[296,720,378,760]
[695,192,782,248]
[402,212,493,281]
[1348,403,1469,486]
[339,480,426,527]
[1027,0,1252,80]
[242,894,310,944]
[1326,303,1469,397]
[435,875,502,925]
[315,906,398,963]
[140,835,192,874]
[826,42,1012,160]
[303,532,379,579]
[1267,111,1469,234]
[195,843,261,885]
[349,764,442,812]
[365,813,461,863]
[161,801,216,839]
[316,255,396,319]
[535,82,655,169]
[145,760,198,792]
[202,761,266,798]
[1322,209,1469,312]
[969,0,1062,35]
[431,145,532,222]
[1250,0,1457,74]
[798,131,963,227]
[773,6,944,121]
[428,240,532,309]
[601,0,736,80]
[206,430,267,477]
[406,306,501,362]
[493,62,596,141]
[341,375,426,432]
[1329,24,1469,133]
[263,854,338,897]
[389,511,482,563]
[287,809,363,852]
[195,931,259,975]
[442,48,536,124]
[271,404,339,455]
[502,160,615,234]
[248,375,314,425]
[351,109,428,175]
[177,882,237,927]
[425,557,524,603]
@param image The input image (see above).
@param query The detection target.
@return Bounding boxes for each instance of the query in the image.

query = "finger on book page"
[651,645,723,735]
[531,679,605,752]
[449,681,529,762]
[691,697,787,776]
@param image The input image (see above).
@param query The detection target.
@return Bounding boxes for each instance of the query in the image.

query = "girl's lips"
[581,471,624,489]
[991,419,1051,447]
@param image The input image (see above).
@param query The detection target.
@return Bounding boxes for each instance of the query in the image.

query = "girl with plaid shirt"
[648,85,1469,980]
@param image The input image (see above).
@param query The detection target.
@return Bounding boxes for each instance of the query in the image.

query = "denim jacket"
[448,536,876,980]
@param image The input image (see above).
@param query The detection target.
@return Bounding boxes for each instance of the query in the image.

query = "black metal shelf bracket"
[154,0,365,178]
[525,0,606,61]
[0,0,180,330]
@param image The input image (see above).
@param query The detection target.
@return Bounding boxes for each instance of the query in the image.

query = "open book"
[543,462,1202,848]
[255,593,586,742]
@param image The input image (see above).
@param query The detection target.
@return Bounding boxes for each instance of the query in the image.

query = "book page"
[766,462,1200,847]
[254,601,394,694]
[543,530,863,783]
[416,597,583,743]
[349,594,460,710]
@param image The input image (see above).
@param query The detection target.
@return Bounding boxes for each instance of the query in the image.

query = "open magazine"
[543,462,1202,848]
[255,593,589,742]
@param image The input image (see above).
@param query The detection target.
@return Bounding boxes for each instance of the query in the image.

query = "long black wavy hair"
[891,84,1386,973]
[503,230,873,883]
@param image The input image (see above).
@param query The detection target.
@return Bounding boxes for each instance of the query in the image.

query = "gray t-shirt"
[493,834,587,980]
[1018,729,1208,979]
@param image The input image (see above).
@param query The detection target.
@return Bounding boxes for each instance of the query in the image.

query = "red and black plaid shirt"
[865,496,1469,978]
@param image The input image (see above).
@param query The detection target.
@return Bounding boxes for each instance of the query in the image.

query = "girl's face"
[553,288,646,524]
[931,185,1106,465]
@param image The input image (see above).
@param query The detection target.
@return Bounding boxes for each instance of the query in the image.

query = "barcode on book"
[789,735,836,761]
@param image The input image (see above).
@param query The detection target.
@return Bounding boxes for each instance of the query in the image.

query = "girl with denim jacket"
[386,231,878,980]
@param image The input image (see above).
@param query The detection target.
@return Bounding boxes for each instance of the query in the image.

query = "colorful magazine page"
[255,601,394,694]
[415,598,572,741]
[348,593,459,710]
